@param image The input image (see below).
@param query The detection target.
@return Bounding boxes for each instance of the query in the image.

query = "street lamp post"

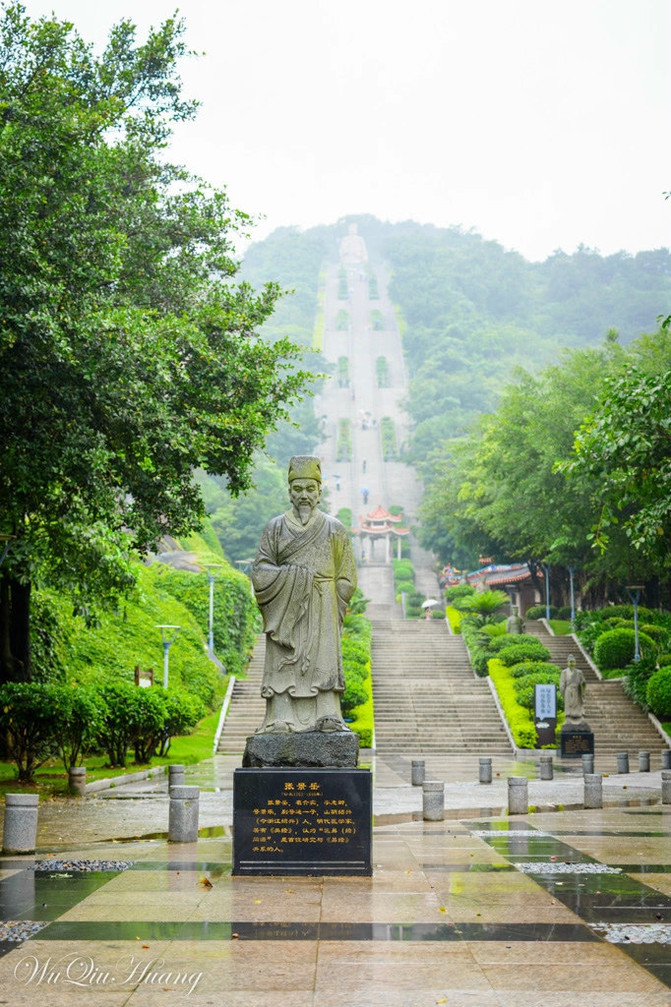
[543,564,551,622]
[568,567,576,627]
[156,625,180,688]
[204,564,223,659]
[625,585,644,662]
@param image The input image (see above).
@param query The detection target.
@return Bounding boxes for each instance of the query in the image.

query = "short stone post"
[539,754,553,780]
[662,750,671,771]
[169,764,186,789]
[584,773,603,809]
[581,753,594,775]
[507,777,528,815]
[616,752,629,774]
[661,770,671,805]
[168,785,200,843]
[479,757,492,784]
[3,794,39,853]
[411,760,425,786]
[422,781,444,821]
[68,767,87,796]
[639,751,650,773]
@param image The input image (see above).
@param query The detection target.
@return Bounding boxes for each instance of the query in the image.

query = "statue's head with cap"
[288,456,322,525]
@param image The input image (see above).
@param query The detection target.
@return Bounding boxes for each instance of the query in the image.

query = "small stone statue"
[505,605,524,635]
[560,655,587,724]
[251,456,357,735]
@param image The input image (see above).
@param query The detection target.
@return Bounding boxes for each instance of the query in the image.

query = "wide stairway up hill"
[371,617,512,756]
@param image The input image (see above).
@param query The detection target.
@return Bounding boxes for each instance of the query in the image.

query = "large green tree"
[0,5,308,680]
[564,367,671,576]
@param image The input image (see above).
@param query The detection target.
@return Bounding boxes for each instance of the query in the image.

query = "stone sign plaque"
[560,730,594,758]
[233,767,372,876]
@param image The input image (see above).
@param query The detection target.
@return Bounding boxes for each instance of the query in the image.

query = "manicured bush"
[593,628,655,671]
[497,641,551,666]
[49,684,107,771]
[646,668,671,720]
[658,653,671,668]
[488,659,539,748]
[393,559,414,582]
[509,660,561,679]
[624,655,658,710]
[341,620,372,717]
[380,416,398,460]
[524,605,555,620]
[0,682,60,781]
[131,687,169,764]
[159,691,207,757]
[488,633,541,653]
[395,580,415,598]
[445,583,475,605]
[641,624,669,645]
[556,606,573,620]
[96,680,145,768]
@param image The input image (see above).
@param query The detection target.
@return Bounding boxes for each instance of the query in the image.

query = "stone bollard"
[3,794,39,853]
[639,751,650,773]
[662,770,671,805]
[581,753,594,775]
[422,781,444,821]
[662,750,671,771]
[411,760,425,787]
[584,773,603,809]
[68,767,87,796]
[507,777,528,815]
[479,757,492,784]
[616,752,629,774]
[168,785,200,843]
[169,764,186,789]
[539,755,554,780]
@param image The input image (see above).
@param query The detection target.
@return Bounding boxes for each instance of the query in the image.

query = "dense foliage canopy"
[0,5,309,680]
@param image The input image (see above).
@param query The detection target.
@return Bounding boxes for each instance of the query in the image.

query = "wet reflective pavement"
[0,753,669,1005]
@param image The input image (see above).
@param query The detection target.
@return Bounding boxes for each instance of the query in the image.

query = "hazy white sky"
[22,0,671,260]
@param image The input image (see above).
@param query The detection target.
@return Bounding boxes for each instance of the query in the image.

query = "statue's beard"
[296,503,313,525]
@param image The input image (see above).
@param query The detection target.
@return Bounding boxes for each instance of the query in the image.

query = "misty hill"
[241,216,671,469]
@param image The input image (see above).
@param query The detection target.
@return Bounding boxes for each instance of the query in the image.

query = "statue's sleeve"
[252,519,312,650]
[334,525,357,623]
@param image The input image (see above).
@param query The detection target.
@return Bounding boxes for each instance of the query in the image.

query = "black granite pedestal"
[233,767,372,876]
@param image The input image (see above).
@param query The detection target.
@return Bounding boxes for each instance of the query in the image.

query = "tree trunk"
[0,575,32,682]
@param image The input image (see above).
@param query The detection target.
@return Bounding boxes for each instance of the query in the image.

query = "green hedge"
[647,668,671,720]
[497,641,551,667]
[593,628,655,671]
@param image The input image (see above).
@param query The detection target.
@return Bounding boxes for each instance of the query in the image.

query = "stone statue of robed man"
[251,455,357,735]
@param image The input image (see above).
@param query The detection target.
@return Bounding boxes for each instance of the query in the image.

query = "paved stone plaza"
[0,754,670,1005]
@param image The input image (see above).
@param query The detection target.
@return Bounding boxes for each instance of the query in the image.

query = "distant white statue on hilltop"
[339,223,368,266]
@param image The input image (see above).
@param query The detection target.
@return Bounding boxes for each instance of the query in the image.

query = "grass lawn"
[0,710,220,799]
[548,619,572,635]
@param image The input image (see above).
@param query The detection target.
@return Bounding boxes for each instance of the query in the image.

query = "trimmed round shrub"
[509,660,561,679]
[395,580,415,598]
[488,634,541,653]
[445,584,475,604]
[658,653,671,668]
[641,624,669,645]
[556,606,573,620]
[497,641,551,667]
[524,605,556,620]
[593,627,655,670]
[646,668,671,719]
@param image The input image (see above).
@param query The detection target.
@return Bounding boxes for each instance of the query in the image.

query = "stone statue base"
[242,731,359,769]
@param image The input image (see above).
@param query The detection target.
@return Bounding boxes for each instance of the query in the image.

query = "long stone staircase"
[371,616,512,756]
[216,636,265,754]
[525,620,665,757]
